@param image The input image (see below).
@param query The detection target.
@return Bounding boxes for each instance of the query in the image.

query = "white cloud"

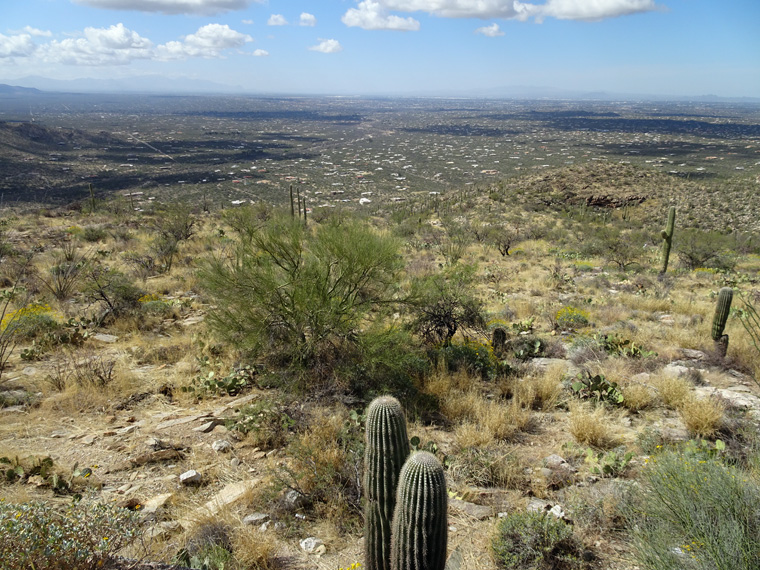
[308,39,343,54]
[0,33,37,58]
[533,0,661,22]
[342,0,659,24]
[72,0,261,16]
[342,1,420,31]
[156,23,251,60]
[22,27,52,38]
[241,19,253,25]
[40,23,153,65]
[252,48,269,56]
[299,12,317,27]
[267,14,288,26]
[475,23,504,36]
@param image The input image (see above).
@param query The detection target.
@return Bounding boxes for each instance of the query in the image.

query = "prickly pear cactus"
[660,206,676,274]
[391,451,447,570]
[712,287,733,357]
[364,396,410,570]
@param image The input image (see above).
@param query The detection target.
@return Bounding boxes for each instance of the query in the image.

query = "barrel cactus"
[364,396,410,570]
[660,206,676,274]
[391,451,448,570]
[712,287,733,357]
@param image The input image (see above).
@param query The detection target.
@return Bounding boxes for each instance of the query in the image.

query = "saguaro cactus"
[660,206,676,274]
[391,451,448,570]
[712,287,733,357]
[364,396,410,570]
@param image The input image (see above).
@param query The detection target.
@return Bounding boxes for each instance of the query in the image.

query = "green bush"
[200,211,404,387]
[491,511,581,569]
[556,306,589,330]
[0,499,139,570]
[437,338,498,379]
[81,226,108,243]
[628,448,760,570]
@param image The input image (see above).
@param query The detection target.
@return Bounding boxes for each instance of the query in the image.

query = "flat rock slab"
[449,498,494,520]
[156,414,214,430]
[93,333,119,343]
[179,479,260,528]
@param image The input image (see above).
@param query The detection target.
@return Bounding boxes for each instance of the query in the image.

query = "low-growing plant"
[491,511,582,570]
[436,338,498,380]
[0,498,139,570]
[570,372,624,405]
[183,364,256,399]
[226,399,295,450]
[555,306,589,330]
[628,448,760,570]
[594,332,656,358]
[584,447,635,477]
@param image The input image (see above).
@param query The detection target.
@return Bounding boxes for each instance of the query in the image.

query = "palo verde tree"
[200,209,407,385]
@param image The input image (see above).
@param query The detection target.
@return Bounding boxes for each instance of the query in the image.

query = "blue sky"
[0,0,758,97]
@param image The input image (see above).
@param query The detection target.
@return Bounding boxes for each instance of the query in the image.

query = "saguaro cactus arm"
[660,206,676,274]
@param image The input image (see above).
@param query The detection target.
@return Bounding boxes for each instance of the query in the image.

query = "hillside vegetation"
[1,159,760,570]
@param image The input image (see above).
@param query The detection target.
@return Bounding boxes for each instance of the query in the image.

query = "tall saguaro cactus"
[364,396,410,570]
[712,287,733,357]
[391,451,448,570]
[660,206,676,274]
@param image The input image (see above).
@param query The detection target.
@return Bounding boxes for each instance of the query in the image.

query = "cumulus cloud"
[532,0,661,21]
[342,0,420,31]
[252,48,269,56]
[72,0,260,16]
[40,23,153,65]
[21,26,53,37]
[308,39,343,53]
[0,33,38,58]
[241,19,253,24]
[342,0,660,24]
[299,12,317,27]
[267,14,288,26]
[475,23,504,36]
[156,23,251,59]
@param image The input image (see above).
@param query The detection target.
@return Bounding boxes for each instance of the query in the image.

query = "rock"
[116,425,139,435]
[156,414,214,431]
[22,367,37,376]
[141,493,173,514]
[26,475,47,487]
[449,498,493,520]
[544,454,575,472]
[211,440,233,453]
[178,479,261,528]
[181,316,205,327]
[300,537,324,554]
[680,348,707,361]
[663,364,690,377]
[93,333,118,343]
[548,504,565,519]
[179,470,202,485]
[230,458,240,468]
[193,419,222,433]
[284,489,308,509]
[243,513,270,526]
[81,434,97,445]
[527,498,552,513]
[445,548,464,570]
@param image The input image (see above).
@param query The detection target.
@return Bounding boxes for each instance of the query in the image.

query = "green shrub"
[81,226,107,243]
[200,212,403,387]
[555,306,589,330]
[491,511,581,569]
[628,448,760,570]
[0,499,139,570]
[225,399,295,450]
[437,338,497,380]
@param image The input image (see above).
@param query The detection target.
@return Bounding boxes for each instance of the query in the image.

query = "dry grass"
[567,402,621,449]
[232,526,280,569]
[620,382,657,412]
[678,394,725,437]
[651,373,692,409]
[516,363,565,411]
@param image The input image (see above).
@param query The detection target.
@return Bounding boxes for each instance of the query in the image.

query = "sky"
[0,0,758,97]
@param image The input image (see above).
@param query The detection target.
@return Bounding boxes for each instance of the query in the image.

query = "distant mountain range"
[1,76,758,103]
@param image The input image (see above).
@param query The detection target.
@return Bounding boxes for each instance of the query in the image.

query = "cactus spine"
[364,396,410,570]
[712,287,733,357]
[660,206,676,274]
[391,451,448,570]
